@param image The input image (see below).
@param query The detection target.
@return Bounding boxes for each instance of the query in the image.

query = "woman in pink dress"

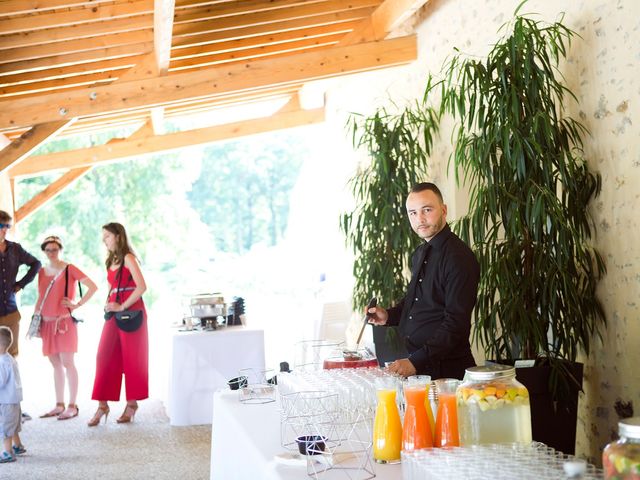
[36,235,97,421]
[88,223,148,427]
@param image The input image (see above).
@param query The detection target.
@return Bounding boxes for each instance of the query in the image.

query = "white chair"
[317,300,352,341]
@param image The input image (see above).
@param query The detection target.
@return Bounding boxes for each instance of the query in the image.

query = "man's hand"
[386,358,417,377]
[13,286,21,293]
[366,306,389,325]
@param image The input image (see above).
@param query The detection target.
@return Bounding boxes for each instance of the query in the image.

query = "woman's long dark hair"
[102,222,137,268]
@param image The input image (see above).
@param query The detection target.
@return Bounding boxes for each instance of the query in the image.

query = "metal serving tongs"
[355,297,377,349]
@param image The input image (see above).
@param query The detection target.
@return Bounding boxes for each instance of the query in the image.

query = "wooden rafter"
[172,10,372,47]
[339,0,430,44]
[170,23,358,63]
[0,84,303,140]
[172,0,381,27]
[0,120,74,174]
[0,43,154,77]
[11,118,153,223]
[0,0,153,35]
[13,166,91,223]
[9,105,325,178]
[169,34,343,71]
[0,35,417,129]
[0,1,116,17]
[0,15,153,51]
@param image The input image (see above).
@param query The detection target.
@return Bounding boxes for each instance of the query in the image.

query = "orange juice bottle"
[410,375,436,439]
[402,380,433,451]
[373,377,402,463]
[434,378,460,447]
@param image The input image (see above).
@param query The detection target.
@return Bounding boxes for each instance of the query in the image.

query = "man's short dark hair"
[410,182,444,202]
[0,210,12,223]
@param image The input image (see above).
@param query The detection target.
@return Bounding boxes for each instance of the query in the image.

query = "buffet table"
[169,326,265,426]
[210,389,400,480]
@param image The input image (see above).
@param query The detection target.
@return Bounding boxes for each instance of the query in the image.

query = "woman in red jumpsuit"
[88,222,148,427]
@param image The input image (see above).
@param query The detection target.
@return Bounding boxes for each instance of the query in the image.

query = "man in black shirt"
[367,183,480,379]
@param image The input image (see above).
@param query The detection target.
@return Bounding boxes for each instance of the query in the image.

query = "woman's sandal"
[39,402,65,418]
[116,403,138,424]
[87,405,110,427]
[57,404,79,421]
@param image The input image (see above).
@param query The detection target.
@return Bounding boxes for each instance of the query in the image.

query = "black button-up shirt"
[0,240,41,316]
[386,224,480,378]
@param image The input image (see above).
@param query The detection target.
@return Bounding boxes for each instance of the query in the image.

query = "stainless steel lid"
[465,364,516,380]
[619,417,640,438]
[190,293,225,305]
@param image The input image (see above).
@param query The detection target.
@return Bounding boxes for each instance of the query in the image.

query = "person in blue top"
[0,210,41,357]
[0,326,26,463]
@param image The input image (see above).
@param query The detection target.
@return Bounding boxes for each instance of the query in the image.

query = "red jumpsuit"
[91,265,148,401]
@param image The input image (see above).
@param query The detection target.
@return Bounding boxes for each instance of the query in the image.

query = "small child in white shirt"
[0,326,26,463]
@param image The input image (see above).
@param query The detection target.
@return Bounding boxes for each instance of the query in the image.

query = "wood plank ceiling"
[0,0,426,222]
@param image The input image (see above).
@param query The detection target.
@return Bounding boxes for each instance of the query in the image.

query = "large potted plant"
[341,104,439,364]
[430,6,606,453]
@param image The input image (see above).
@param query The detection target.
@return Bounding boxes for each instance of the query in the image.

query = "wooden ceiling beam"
[0,1,115,17]
[13,166,92,223]
[154,0,175,75]
[0,30,152,65]
[10,64,157,222]
[171,23,357,61]
[0,43,153,76]
[0,0,153,35]
[0,58,137,88]
[1,84,300,136]
[53,119,148,138]
[116,52,159,82]
[174,0,324,18]
[173,0,381,28]
[0,35,416,129]
[338,0,430,44]
[0,70,128,98]
[169,34,343,71]
[9,106,325,178]
[0,120,75,174]
[0,84,302,138]
[0,14,153,50]
[172,7,375,42]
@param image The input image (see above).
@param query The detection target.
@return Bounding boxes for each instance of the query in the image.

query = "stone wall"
[323,0,640,462]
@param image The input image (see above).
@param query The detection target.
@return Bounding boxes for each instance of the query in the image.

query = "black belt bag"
[107,264,143,333]
[114,309,143,332]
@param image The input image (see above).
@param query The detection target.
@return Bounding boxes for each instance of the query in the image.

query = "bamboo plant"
[429,5,606,396]
[341,104,440,332]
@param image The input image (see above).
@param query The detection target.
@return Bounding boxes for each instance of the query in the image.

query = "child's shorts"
[0,404,22,438]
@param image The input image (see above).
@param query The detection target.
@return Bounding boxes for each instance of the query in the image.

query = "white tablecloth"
[169,326,265,426]
[210,389,401,480]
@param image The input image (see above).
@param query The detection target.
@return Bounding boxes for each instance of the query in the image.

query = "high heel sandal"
[40,402,65,418]
[58,404,79,421]
[116,403,138,424]
[87,405,110,427]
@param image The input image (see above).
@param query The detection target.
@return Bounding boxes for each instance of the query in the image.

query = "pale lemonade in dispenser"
[373,377,402,463]
[457,364,532,446]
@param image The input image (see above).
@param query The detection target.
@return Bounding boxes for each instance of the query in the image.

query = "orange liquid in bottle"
[373,388,402,463]
[402,385,433,450]
[434,392,460,447]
